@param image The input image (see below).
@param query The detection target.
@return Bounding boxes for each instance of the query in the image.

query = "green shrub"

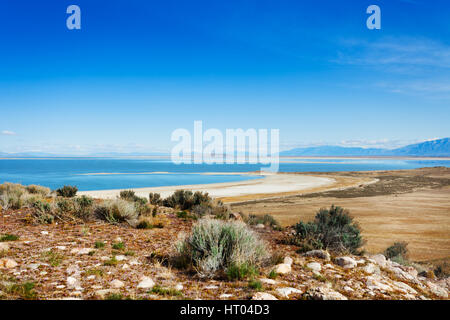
[0,234,19,242]
[26,185,50,197]
[268,269,278,279]
[226,263,258,280]
[149,193,162,205]
[384,241,409,260]
[94,241,105,249]
[7,281,37,299]
[151,285,183,297]
[112,241,125,250]
[176,219,269,278]
[95,199,139,226]
[288,205,364,254]
[120,190,137,201]
[163,190,212,210]
[56,185,78,198]
[248,279,263,290]
[30,200,55,224]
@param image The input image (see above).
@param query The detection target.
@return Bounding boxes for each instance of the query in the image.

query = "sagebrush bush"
[288,205,364,254]
[149,192,162,205]
[26,185,50,197]
[56,185,78,198]
[94,199,139,226]
[30,200,55,224]
[176,219,269,278]
[384,241,408,260]
[163,190,212,210]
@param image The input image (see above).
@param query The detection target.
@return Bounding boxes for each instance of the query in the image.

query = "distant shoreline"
[1,156,450,160]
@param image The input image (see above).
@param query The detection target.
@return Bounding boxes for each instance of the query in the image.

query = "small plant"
[176,219,269,278]
[248,279,263,290]
[112,242,125,250]
[151,285,183,297]
[85,268,104,277]
[268,269,278,280]
[149,192,162,205]
[124,251,135,256]
[42,249,64,267]
[104,256,119,266]
[226,263,259,281]
[136,216,165,229]
[106,293,123,300]
[95,199,139,226]
[0,234,19,242]
[7,281,37,299]
[26,185,50,197]
[384,241,409,260]
[31,200,55,224]
[94,241,105,249]
[56,185,78,198]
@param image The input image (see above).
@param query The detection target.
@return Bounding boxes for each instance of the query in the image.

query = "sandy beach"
[79,173,340,199]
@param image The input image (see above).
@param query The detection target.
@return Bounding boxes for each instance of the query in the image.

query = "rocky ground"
[0,208,449,300]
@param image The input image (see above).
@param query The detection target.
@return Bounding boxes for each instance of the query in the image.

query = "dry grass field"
[230,167,450,262]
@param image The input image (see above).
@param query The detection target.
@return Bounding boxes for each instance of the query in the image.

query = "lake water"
[0,158,448,191]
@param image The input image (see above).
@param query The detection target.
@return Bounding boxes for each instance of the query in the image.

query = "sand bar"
[79,173,336,199]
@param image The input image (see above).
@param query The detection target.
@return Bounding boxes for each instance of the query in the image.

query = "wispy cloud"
[335,37,450,70]
[1,130,17,136]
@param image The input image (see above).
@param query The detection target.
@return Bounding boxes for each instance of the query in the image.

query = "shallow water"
[0,158,448,191]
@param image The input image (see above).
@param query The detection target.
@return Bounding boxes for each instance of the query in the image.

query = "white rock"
[114,237,123,243]
[122,263,130,270]
[283,256,293,265]
[86,275,96,280]
[307,262,322,273]
[306,286,348,300]
[276,287,302,298]
[0,258,18,269]
[115,255,127,261]
[335,256,357,269]
[255,224,265,229]
[110,279,124,289]
[66,265,80,275]
[55,246,66,251]
[275,263,291,274]
[205,285,219,289]
[392,281,417,294]
[363,263,380,275]
[41,231,49,235]
[137,276,155,289]
[219,294,233,298]
[66,276,80,289]
[27,263,40,270]
[0,243,9,252]
[365,276,393,292]
[259,278,277,285]
[175,283,184,291]
[56,285,66,289]
[129,259,141,265]
[40,271,48,276]
[426,281,448,298]
[252,292,278,300]
[370,254,387,267]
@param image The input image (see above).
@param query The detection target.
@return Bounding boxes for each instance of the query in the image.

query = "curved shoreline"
[79,172,342,200]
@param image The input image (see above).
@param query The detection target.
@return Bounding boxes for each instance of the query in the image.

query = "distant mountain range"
[1,138,449,158]
[281,138,450,157]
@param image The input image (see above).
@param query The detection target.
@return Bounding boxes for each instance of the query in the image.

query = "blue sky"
[0,0,449,154]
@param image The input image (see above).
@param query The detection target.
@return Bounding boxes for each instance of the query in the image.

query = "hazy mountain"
[281,138,450,157]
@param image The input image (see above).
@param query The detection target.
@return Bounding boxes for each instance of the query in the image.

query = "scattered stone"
[70,248,95,255]
[363,263,380,275]
[175,283,184,291]
[56,285,65,289]
[41,231,49,235]
[259,278,277,285]
[276,287,302,298]
[370,254,387,267]
[306,262,322,273]
[40,271,48,276]
[205,285,219,290]
[122,263,130,270]
[115,255,127,261]
[0,258,18,269]
[27,263,40,270]
[0,243,9,252]
[426,281,448,298]
[114,237,123,243]
[255,224,265,229]
[137,276,155,289]
[86,275,96,280]
[365,276,393,292]
[55,246,66,251]
[275,263,291,274]
[283,256,293,265]
[219,294,233,298]
[393,281,417,295]
[129,259,141,266]
[66,265,80,275]
[110,279,125,289]
[304,250,331,261]
[335,257,357,269]
[66,276,80,289]
[252,292,278,300]
[305,286,348,300]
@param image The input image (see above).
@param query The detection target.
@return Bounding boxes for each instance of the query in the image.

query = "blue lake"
[0,158,448,191]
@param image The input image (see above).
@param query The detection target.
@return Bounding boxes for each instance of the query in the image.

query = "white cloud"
[1,130,17,136]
